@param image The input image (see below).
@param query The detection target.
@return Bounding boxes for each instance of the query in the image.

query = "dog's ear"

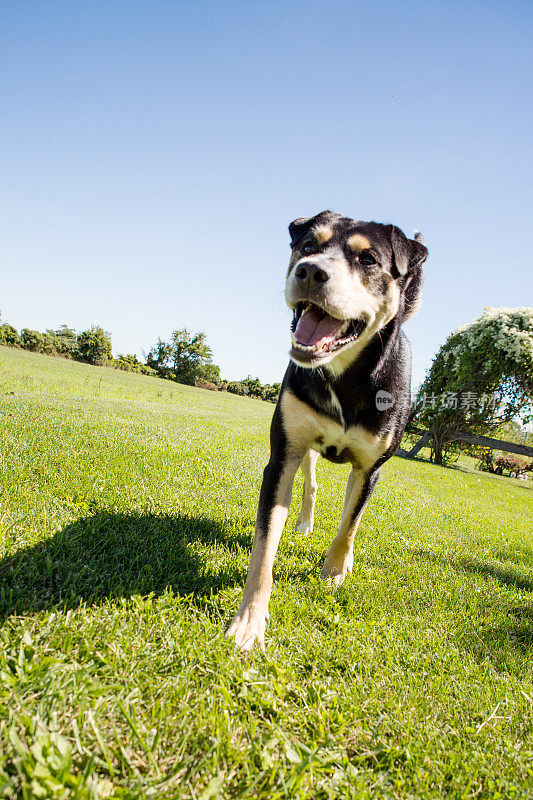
[288,211,333,248]
[389,225,428,278]
[389,225,428,321]
[288,217,312,247]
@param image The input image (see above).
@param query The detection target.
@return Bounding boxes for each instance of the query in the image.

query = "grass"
[1,345,533,799]
[400,431,533,487]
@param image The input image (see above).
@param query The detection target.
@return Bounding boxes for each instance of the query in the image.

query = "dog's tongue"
[294,306,343,347]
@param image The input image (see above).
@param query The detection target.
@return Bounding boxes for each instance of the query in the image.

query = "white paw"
[295,517,314,533]
[225,602,269,652]
[321,548,353,587]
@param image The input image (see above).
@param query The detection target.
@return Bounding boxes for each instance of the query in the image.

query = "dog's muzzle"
[289,302,366,364]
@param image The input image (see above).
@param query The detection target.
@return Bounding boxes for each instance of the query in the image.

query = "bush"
[226,377,280,403]
[195,379,219,391]
[197,362,222,386]
[20,328,45,352]
[496,455,529,474]
[0,323,20,346]
[114,354,156,376]
[262,383,281,404]
[77,326,112,366]
[51,325,79,358]
[226,380,248,397]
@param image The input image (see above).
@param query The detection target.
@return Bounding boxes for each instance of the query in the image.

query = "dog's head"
[285,211,428,373]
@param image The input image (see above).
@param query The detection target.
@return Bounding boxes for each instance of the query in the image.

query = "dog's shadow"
[0,512,251,621]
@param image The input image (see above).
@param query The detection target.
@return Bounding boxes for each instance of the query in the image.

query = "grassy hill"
[1,345,533,799]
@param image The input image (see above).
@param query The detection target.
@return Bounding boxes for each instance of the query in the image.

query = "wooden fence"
[399,430,533,460]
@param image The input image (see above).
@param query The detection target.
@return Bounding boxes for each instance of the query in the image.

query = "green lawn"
[1,345,533,800]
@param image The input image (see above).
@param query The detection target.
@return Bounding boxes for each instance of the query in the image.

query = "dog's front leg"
[321,467,380,587]
[226,449,300,651]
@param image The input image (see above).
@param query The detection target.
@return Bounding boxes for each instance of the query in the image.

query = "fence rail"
[448,431,533,458]
[400,430,533,459]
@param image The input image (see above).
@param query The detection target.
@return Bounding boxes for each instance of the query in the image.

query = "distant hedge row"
[0,321,280,402]
[1,322,116,364]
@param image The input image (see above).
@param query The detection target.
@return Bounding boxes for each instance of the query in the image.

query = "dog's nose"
[295,262,330,284]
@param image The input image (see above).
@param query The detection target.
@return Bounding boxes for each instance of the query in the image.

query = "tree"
[77,326,112,366]
[169,329,213,385]
[494,419,533,448]
[146,338,173,378]
[146,328,215,386]
[51,325,79,358]
[414,307,533,465]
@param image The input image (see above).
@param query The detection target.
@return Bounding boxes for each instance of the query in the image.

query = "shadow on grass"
[413,547,533,667]
[0,512,251,621]
[414,548,533,594]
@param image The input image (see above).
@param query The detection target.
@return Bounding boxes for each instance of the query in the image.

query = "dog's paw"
[225,602,269,652]
[320,567,347,587]
[295,516,313,533]
[321,547,353,587]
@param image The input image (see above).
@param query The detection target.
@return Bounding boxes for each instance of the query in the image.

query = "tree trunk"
[431,428,450,465]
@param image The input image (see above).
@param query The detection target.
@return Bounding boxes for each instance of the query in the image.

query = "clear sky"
[1,0,532,387]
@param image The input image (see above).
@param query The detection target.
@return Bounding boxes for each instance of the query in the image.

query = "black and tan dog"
[226,211,428,650]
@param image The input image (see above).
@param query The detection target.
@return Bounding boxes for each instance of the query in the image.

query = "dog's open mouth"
[290,302,366,361]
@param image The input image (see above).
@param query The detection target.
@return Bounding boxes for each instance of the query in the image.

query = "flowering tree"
[413,307,533,464]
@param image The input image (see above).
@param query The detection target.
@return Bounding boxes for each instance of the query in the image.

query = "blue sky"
[1,0,532,386]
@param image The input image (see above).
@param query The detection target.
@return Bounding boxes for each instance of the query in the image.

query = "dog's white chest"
[281,389,393,470]
[314,415,368,465]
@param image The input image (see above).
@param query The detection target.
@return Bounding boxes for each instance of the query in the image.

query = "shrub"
[195,379,219,391]
[51,325,79,358]
[77,326,112,366]
[21,328,45,352]
[226,377,280,403]
[0,323,20,346]
[114,354,156,376]
[496,455,528,473]
[262,383,281,404]
[41,332,59,355]
[226,381,249,397]
[197,362,222,386]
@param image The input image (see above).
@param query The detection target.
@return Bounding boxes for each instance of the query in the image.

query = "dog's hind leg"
[321,467,380,587]
[295,448,319,533]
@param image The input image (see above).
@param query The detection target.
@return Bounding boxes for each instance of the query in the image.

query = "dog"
[226,211,428,650]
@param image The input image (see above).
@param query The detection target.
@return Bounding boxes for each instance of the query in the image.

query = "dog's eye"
[301,241,318,256]
[359,251,377,266]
